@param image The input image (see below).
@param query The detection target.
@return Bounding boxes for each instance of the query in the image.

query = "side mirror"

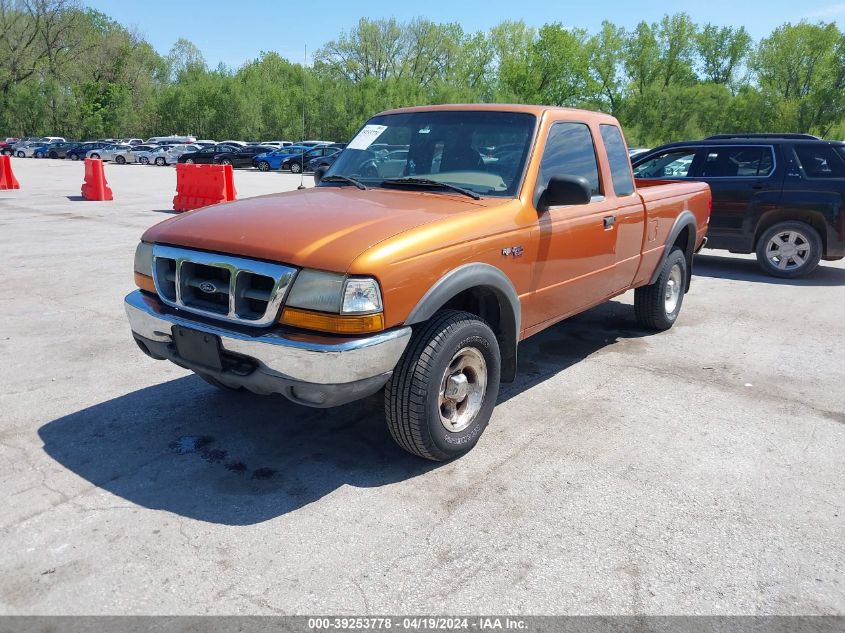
[314,165,329,185]
[537,175,592,211]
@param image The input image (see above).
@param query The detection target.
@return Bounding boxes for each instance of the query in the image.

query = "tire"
[290,162,302,174]
[155,157,166,166]
[89,153,100,159]
[185,158,194,164]
[35,151,44,158]
[755,221,822,278]
[258,161,270,172]
[16,151,24,158]
[139,156,149,165]
[115,155,126,165]
[70,153,79,161]
[195,372,245,392]
[221,158,232,166]
[384,310,501,461]
[49,151,58,159]
[634,247,687,331]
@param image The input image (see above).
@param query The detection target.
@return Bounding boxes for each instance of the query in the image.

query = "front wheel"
[257,161,270,172]
[184,158,194,164]
[384,310,501,461]
[16,151,24,158]
[89,153,100,159]
[634,247,687,331]
[139,156,149,165]
[221,158,232,166]
[155,157,166,166]
[115,155,126,164]
[70,153,79,161]
[290,162,302,174]
[755,221,822,278]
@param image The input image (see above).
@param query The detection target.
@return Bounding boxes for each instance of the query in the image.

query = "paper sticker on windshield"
[347,124,388,150]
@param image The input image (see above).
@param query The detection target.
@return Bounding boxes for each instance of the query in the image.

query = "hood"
[142,186,503,272]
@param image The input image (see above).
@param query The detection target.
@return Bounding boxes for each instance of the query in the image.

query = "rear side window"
[538,122,601,199]
[633,149,696,178]
[794,145,845,178]
[599,124,635,196]
[700,146,774,177]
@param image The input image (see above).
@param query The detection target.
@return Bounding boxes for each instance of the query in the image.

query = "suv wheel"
[385,310,501,461]
[634,247,687,331]
[755,221,822,278]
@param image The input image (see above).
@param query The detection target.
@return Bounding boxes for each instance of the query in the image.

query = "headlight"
[285,269,345,312]
[134,241,153,277]
[342,278,382,314]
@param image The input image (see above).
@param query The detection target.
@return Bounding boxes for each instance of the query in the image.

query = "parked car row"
[2,135,344,173]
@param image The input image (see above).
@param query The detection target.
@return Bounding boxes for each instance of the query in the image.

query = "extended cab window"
[700,146,774,177]
[538,122,601,200]
[633,149,696,178]
[599,124,635,196]
[794,145,845,178]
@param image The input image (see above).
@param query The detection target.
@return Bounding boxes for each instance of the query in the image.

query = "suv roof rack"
[705,133,821,140]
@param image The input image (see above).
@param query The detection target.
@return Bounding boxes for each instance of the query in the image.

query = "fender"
[648,210,698,290]
[406,263,521,383]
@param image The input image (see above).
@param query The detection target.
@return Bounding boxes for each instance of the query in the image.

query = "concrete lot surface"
[0,158,843,614]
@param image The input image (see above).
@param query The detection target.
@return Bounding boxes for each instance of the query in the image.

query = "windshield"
[322,110,536,197]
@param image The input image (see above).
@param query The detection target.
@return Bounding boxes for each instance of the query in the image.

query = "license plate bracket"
[172,326,223,371]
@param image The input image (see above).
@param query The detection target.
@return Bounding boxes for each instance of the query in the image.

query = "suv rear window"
[700,146,774,178]
[794,145,845,178]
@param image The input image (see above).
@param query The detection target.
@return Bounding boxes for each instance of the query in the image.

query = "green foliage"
[1,2,844,145]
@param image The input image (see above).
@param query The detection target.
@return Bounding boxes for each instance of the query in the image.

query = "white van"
[145,135,197,145]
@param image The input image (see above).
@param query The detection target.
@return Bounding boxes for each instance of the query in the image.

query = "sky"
[84,0,845,70]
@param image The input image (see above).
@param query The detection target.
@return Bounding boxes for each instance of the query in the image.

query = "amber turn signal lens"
[280,307,385,334]
[134,271,157,294]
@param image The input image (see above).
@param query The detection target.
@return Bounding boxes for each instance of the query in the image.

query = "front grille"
[152,244,297,326]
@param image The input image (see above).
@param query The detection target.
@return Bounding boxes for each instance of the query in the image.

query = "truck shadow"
[694,253,845,286]
[38,301,649,525]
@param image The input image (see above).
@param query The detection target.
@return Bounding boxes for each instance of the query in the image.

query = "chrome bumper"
[124,290,412,407]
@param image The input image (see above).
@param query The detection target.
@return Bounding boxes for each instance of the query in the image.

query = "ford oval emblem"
[199,281,217,294]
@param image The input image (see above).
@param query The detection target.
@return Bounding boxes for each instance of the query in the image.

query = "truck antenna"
[297,44,307,191]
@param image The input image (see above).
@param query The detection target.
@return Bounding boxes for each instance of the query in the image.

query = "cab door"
[526,121,618,328]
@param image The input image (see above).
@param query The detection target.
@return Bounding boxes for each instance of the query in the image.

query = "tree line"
[2,0,844,146]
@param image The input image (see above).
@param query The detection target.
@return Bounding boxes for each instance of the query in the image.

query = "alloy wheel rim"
[665,263,682,314]
[766,230,810,271]
[438,347,487,433]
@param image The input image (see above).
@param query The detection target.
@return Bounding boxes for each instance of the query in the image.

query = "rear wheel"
[384,310,501,461]
[139,156,149,165]
[184,158,195,164]
[634,248,687,331]
[290,161,302,174]
[16,151,24,158]
[89,152,100,159]
[258,161,270,172]
[155,157,166,166]
[755,221,822,278]
[115,155,126,165]
[69,153,79,161]
[221,158,232,166]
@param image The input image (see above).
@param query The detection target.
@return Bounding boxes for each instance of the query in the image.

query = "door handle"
[603,215,616,229]
[751,183,766,190]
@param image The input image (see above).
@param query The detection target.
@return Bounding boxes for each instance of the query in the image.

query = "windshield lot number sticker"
[347,124,388,150]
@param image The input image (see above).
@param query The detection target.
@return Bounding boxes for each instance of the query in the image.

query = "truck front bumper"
[124,290,412,408]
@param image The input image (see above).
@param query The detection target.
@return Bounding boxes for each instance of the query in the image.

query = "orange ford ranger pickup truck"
[126,104,711,461]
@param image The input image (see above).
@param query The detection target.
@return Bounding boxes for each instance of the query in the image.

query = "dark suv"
[632,134,845,277]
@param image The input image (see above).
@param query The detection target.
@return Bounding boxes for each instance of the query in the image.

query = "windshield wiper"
[381,177,481,200]
[319,174,368,190]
